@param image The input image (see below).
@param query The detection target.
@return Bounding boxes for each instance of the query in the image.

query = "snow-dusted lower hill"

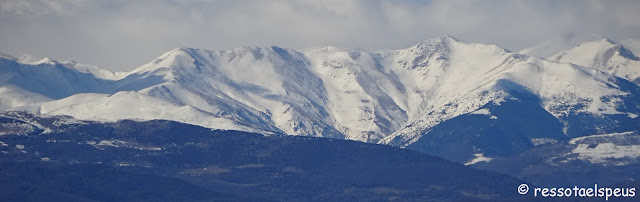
[1,36,639,164]
[35,92,267,133]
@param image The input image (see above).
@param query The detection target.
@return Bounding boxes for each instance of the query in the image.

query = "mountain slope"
[380,40,640,163]
[1,36,639,159]
[124,47,340,138]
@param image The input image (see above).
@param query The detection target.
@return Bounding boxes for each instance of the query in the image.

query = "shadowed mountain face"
[406,83,568,163]
[0,112,529,201]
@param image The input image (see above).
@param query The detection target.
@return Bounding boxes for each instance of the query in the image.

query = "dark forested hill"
[0,112,528,201]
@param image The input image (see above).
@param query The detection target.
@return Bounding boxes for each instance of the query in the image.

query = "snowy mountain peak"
[566,38,619,52]
[13,54,65,66]
[59,60,126,81]
[591,38,639,59]
[549,38,640,84]
[16,54,42,63]
[0,54,124,81]
[413,35,460,50]
[19,56,59,66]
[518,34,605,58]
[599,38,617,45]
[129,48,199,76]
[130,45,310,82]
[434,35,460,43]
[308,46,344,54]
[411,35,511,56]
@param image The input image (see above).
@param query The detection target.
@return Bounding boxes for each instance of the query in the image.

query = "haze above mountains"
[1,36,640,166]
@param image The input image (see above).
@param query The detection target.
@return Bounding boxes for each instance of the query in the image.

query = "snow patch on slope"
[470,108,497,119]
[465,153,492,165]
[572,143,640,165]
[569,131,636,144]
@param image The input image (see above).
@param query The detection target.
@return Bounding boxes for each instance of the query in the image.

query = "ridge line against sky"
[1,0,640,71]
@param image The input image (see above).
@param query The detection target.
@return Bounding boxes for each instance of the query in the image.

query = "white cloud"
[0,0,639,71]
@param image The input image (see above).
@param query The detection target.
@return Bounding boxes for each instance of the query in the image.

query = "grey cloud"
[0,0,88,15]
[1,0,639,71]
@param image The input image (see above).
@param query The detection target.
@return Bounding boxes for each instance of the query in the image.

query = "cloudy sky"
[1,0,640,71]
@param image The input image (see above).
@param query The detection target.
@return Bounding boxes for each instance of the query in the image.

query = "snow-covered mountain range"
[1,36,639,165]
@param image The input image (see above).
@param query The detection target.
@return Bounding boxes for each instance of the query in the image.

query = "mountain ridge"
[1,36,639,164]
